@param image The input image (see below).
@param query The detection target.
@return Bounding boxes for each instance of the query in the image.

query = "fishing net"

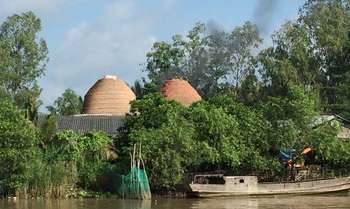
[118,144,151,199]
[118,166,151,199]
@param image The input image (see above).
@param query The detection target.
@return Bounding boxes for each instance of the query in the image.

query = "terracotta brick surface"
[161,78,202,106]
[82,76,136,115]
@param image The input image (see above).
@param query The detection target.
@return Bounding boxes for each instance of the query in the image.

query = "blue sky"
[0,0,305,110]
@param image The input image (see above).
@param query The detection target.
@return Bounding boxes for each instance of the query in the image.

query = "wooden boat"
[189,174,350,197]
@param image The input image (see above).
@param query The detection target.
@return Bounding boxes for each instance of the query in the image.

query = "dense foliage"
[145,22,261,98]
[0,98,114,197]
[146,0,350,118]
[117,87,349,189]
[0,99,39,195]
[46,88,83,116]
[258,0,350,118]
[47,130,113,189]
[0,11,48,121]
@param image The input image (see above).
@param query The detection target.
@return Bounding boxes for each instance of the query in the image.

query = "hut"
[161,78,201,106]
[83,75,136,115]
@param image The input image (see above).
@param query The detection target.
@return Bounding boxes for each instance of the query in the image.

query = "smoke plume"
[253,0,281,36]
[206,20,225,34]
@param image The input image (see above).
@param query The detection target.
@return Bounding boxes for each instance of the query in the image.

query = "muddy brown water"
[1,193,350,209]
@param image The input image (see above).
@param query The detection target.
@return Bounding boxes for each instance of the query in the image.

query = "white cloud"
[39,0,156,108]
[0,0,77,19]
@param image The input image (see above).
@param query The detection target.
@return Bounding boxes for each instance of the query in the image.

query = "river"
[1,193,350,209]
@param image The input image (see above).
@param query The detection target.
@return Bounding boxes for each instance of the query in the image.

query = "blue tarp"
[279,149,296,162]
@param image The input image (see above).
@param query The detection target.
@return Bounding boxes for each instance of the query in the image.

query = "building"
[314,114,350,139]
[83,75,136,115]
[55,77,203,134]
[161,78,201,106]
[56,75,136,135]
[55,115,124,135]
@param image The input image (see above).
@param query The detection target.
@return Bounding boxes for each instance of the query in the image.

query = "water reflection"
[187,193,350,209]
[0,199,152,209]
[190,197,258,209]
[1,193,350,209]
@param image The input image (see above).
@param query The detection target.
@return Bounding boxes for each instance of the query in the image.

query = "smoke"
[253,0,281,36]
[206,20,225,35]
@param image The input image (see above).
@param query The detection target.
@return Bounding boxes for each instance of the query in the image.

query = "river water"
[1,193,350,209]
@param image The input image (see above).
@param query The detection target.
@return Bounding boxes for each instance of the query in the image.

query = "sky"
[0,0,305,111]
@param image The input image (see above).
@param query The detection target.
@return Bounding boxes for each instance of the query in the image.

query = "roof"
[161,78,202,106]
[82,75,136,115]
[314,114,350,127]
[56,115,125,135]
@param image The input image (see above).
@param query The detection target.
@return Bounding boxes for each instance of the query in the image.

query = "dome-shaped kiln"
[161,78,201,106]
[82,75,136,115]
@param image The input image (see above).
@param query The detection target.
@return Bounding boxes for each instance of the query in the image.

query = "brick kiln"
[161,78,201,106]
[82,75,136,115]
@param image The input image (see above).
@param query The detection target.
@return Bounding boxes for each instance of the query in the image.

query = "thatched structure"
[82,75,136,115]
[161,78,202,106]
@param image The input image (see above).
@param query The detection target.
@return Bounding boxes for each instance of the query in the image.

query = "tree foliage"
[0,11,48,120]
[117,85,350,189]
[118,94,198,189]
[145,21,261,98]
[47,130,113,189]
[259,0,350,117]
[0,98,39,194]
[47,88,83,116]
[0,96,113,196]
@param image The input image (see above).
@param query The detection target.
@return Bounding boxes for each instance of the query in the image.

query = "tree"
[225,22,261,95]
[0,98,39,195]
[258,21,319,97]
[14,82,42,122]
[201,96,276,173]
[48,130,113,189]
[237,73,262,105]
[299,0,350,118]
[117,93,277,188]
[188,101,243,170]
[258,0,350,118]
[130,79,158,99]
[0,12,48,119]
[131,80,144,99]
[47,88,83,116]
[118,94,198,189]
[145,22,262,98]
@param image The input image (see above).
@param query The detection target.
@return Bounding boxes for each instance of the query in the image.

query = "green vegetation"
[116,87,350,190]
[0,12,115,198]
[145,22,261,98]
[119,0,350,189]
[258,0,350,118]
[0,98,39,196]
[47,88,83,116]
[0,11,48,122]
[1,0,350,197]
[145,0,350,118]
[45,130,114,190]
[0,100,115,198]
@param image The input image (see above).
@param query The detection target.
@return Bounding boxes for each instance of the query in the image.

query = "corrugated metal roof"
[56,115,125,135]
[313,115,336,127]
[314,114,350,127]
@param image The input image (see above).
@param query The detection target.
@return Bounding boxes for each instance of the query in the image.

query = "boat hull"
[190,176,350,197]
